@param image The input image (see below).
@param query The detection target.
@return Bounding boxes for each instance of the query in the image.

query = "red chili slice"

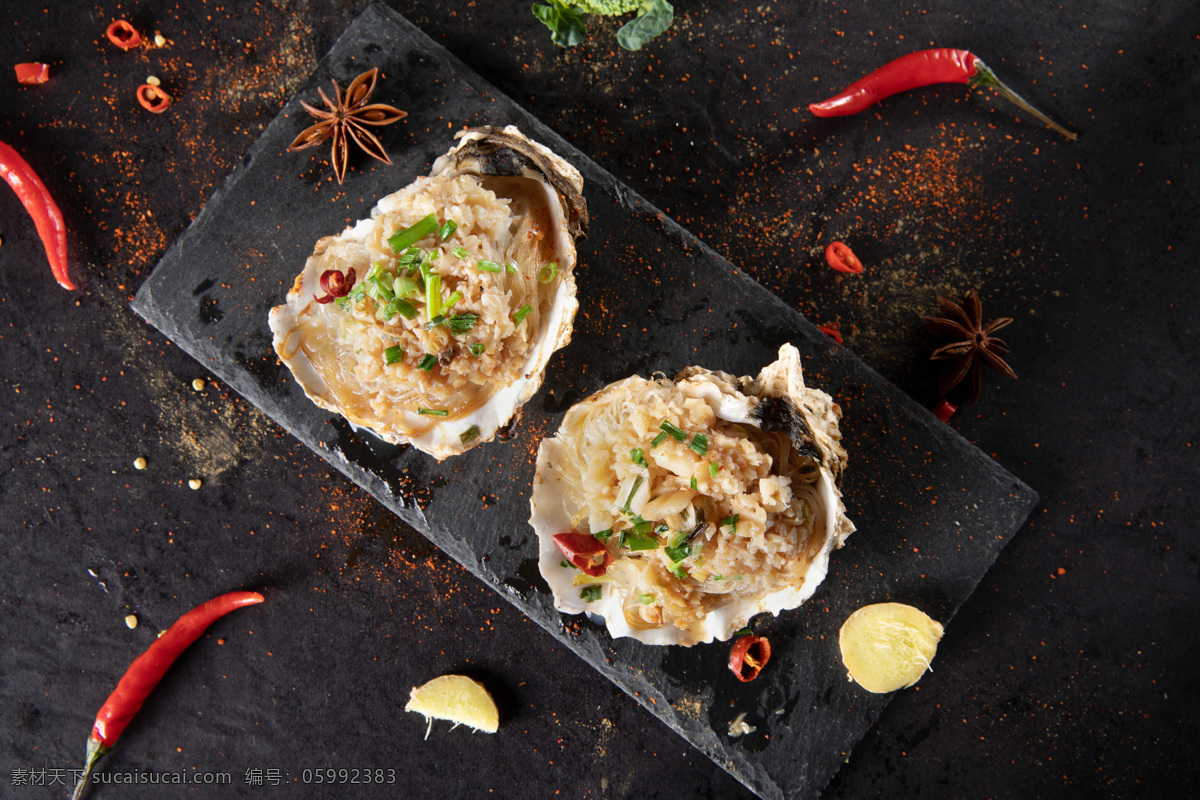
[824,241,863,274]
[314,267,356,304]
[552,532,612,577]
[729,634,771,682]
[106,20,142,50]
[15,63,50,85]
[137,84,171,113]
[932,398,958,422]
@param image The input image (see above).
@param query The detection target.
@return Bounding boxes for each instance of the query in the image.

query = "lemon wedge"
[839,602,944,693]
[405,674,499,736]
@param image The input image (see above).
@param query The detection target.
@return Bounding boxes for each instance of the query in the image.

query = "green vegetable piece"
[513,304,532,325]
[630,448,647,468]
[469,343,486,356]
[580,585,603,603]
[384,345,404,365]
[532,0,587,46]
[417,354,437,371]
[417,408,448,417]
[688,433,708,456]
[476,259,503,273]
[538,262,558,283]
[460,425,481,444]
[616,0,674,51]
[388,214,438,252]
[659,420,686,442]
[438,219,457,241]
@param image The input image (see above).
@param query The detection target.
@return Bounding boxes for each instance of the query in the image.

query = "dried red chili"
[71,591,265,800]
[932,398,958,422]
[817,324,842,345]
[14,62,50,85]
[0,140,73,290]
[553,532,612,577]
[136,83,172,113]
[809,48,1076,141]
[729,634,771,682]
[314,267,356,304]
[105,20,141,50]
[824,241,863,274]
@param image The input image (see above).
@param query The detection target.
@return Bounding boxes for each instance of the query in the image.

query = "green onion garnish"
[469,343,486,356]
[560,559,577,570]
[631,519,654,536]
[452,246,470,259]
[437,219,457,241]
[669,565,688,580]
[460,425,481,444]
[650,431,668,448]
[622,475,644,513]
[664,537,691,564]
[425,273,442,320]
[688,433,709,456]
[659,420,687,442]
[637,593,656,605]
[593,528,613,542]
[721,514,740,533]
[335,297,351,311]
[538,261,558,283]
[732,626,752,637]
[417,354,437,371]
[506,260,518,274]
[709,462,720,477]
[388,214,438,252]
[448,313,479,333]
[476,259,503,273]
[513,304,532,325]
[393,275,421,298]
[397,246,424,274]
[690,477,698,490]
[417,408,448,417]
[443,290,463,311]
[623,535,659,551]
[630,448,647,467]
[384,345,404,365]
[580,585,603,603]
[389,298,418,319]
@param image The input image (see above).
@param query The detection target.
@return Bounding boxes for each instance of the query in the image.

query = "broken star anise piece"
[286,67,406,184]
[925,290,1017,404]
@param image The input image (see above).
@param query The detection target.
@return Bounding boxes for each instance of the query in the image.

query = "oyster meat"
[269,125,587,459]
[530,344,855,646]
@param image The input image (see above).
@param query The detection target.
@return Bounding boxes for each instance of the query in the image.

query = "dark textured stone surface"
[131,8,1034,798]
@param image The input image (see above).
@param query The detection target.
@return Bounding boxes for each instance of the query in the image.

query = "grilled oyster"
[269,126,587,459]
[530,344,855,646]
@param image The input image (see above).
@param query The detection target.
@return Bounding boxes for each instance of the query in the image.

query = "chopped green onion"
[659,420,687,442]
[593,528,613,542]
[469,343,486,356]
[437,219,457,241]
[630,448,647,467]
[460,425,481,444]
[364,263,395,303]
[335,296,350,311]
[513,304,532,325]
[690,477,698,490]
[452,246,470,259]
[443,290,463,311]
[383,345,404,365]
[538,261,558,283]
[650,431,668,448]
[393,275,421,298]
[560,559,577,570]
[580,585,603,603]
[425,274,442,320]
[476,259,503,273]
[396,246,424,274]
[417,408,448,417]
[732,626,752,637]
[448,313,479,333]
[669,565,688,580]
[637,593,656,605]
[721,514,740,533]
[388,214,438,252]
[621,475,644,514]
[664,537,691,564]
[631,519,654,536]
[709,462,720,477]
[389,298,417,319]
[801,501,812,521]
[688,433,709,456]
[417,354,437,371]
[506,260,518,274]
[622,535,659,551]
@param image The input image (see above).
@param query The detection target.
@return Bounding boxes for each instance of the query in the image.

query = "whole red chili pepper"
[809,48,1077,141]
[729,634,771,682]
[824,241,863,274]
[71,591,265,800]
[0,140,73,290]
[553,532,613,577]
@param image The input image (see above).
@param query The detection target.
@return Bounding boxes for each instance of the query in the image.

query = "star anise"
[925,290,1017,403]
[286,68,406,184]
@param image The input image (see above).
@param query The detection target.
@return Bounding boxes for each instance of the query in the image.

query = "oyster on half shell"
[530,344,855,646]
[269,126,587,460]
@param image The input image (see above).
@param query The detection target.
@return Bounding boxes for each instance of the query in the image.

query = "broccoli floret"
[569,0,642,15]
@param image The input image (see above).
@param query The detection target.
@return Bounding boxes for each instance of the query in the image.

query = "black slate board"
[131,5,1037,799]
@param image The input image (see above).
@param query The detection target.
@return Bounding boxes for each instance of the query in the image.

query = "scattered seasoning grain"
[133,457,147,470]
[154,33,167,48]
[146,75,162,87]
[192,378,206,391]
[124,614,138,629]
[188,478,202,490]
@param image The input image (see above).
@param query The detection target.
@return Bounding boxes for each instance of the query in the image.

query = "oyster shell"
[269,126,587,459]
[530,344,854,646]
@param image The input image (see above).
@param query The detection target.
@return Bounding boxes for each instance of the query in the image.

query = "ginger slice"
[839,602,943,693]
[405,674,499,735]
